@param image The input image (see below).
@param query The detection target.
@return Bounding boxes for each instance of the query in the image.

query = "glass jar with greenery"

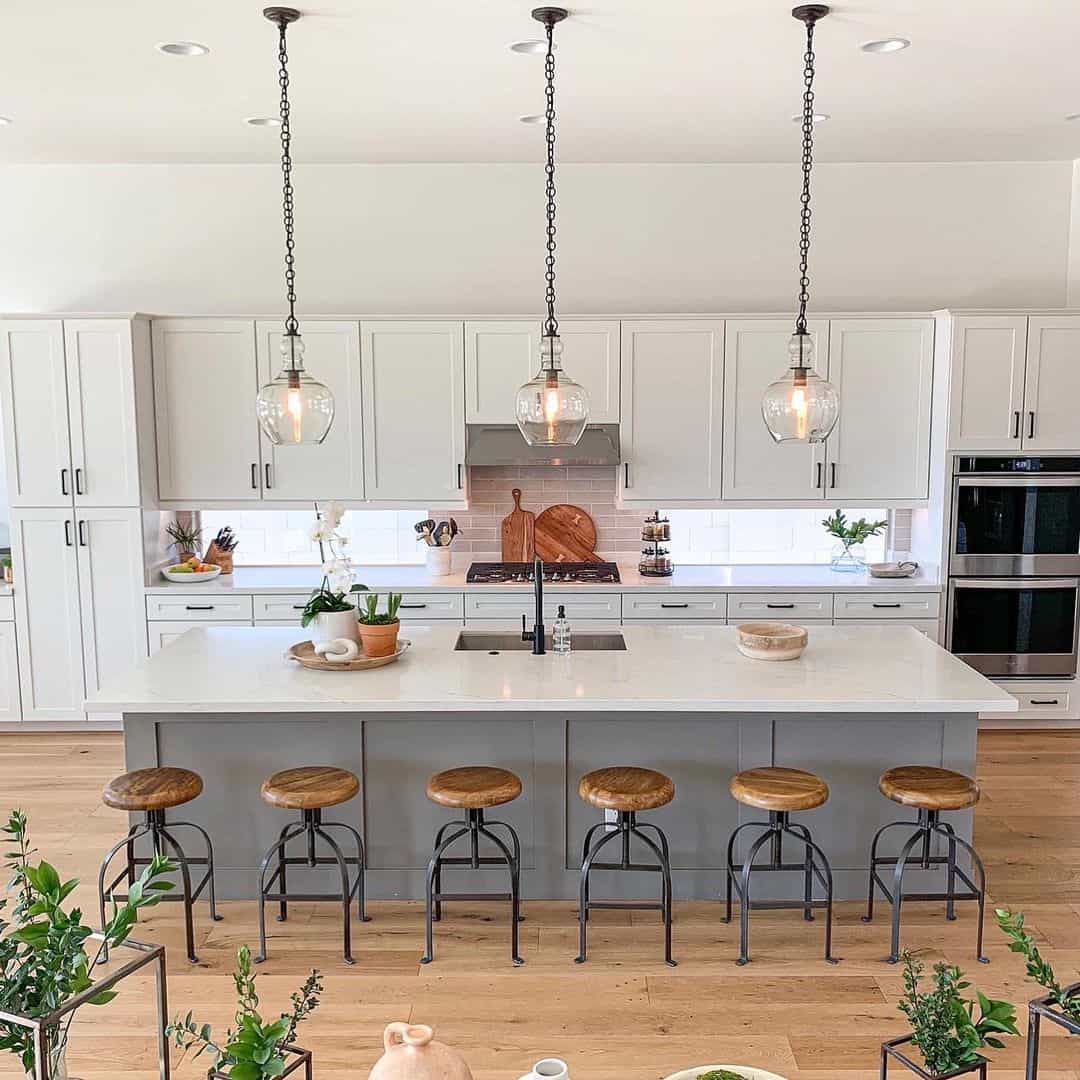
[822,509,887,573]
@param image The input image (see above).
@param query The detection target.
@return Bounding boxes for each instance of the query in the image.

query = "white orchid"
[321,500,346,530]
[309,520,334,543]
[313,502,353,594]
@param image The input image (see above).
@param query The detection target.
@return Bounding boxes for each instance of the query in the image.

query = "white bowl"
[161,564,222,583]
[663,1068,790,1080]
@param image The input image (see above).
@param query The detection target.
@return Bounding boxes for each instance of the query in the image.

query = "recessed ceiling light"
[518,114,545,125]
[156,41,210,56]
[791,112,830,124]
[509,39,555,54]
[245,116,281,127]
[0,116,11,126]
[1067,113,1080,122]
[861,37,910,53]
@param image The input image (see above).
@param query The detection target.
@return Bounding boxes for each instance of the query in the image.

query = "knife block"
[202,542,234,575]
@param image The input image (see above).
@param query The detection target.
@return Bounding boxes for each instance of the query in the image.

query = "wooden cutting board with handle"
[500,488,535,561]
[534,504,602,563]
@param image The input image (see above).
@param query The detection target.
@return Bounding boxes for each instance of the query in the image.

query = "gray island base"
[90,625,1016,902]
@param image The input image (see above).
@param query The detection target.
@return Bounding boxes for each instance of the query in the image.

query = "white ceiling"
[3,1,1080,164]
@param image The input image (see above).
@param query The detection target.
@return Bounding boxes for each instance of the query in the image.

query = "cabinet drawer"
[465,592,621,622]
[728,593,833,622]
[146,594,254,622]
[394,593,464,621]
[833,592,940,620]
[253,594,312,622]
[0,596,14,622]
[1005,689,1071,717]
[148,620,249,654]
[622,593,727,621]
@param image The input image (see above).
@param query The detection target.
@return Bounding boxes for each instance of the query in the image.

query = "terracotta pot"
[359,620,400,659]
[368,1022,473,1080]
[311,608,360,647]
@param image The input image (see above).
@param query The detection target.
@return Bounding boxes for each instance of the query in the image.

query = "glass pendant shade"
[256,334,335,445]
[515,335,589,446]
[761,333,839,444]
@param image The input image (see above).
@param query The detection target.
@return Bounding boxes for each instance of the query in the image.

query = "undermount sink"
[453,630,627,653]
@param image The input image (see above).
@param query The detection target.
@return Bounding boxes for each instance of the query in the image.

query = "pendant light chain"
[794,15,817,343]
[542,16,559,342]
[276,15,299,342]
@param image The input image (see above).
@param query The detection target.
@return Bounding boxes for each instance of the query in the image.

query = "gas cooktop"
[466,561,621,584]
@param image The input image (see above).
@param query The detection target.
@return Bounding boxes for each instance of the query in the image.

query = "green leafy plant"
[822,509,888,546]
[0,809,176,1074]
[696,1071,750,1080]
[358,592,402,626]
[897,952,1018,1075]
[166,520,203,554]
[996,908,1080,1021]
[167,944,322,1079]
[299,583,368,629]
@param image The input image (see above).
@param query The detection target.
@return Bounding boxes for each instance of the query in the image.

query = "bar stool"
[576,766,676,967]
[721,767,837,966]
[255,766,369,966]
[98,766,221,964]
[422,766,524,966]
[863,765,988,964]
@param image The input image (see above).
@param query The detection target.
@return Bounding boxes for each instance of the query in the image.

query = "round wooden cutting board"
[533,504,602,563]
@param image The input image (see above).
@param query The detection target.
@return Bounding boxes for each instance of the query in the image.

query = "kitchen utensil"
[501,488,536,561]
[161,564,222,583]
[869,560,919,578]
[534,504,601,564]
[414,519,436,546]
[735,622,808,662]
[432,521,450,547]
[286,638,410,671]
[449,517,459,540]
[662,1067,789,1080]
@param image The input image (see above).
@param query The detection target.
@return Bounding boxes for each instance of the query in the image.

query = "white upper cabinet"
[620,320,724,502]
[1022,317,1080,452]
[825,319,934,501]
[153,319,263,502]
[722,319,829,500]
[361,321,466,504]
[464,319,620,425]
[947,316,1027,451]
[0,320,72,507]
[256,321,365,501]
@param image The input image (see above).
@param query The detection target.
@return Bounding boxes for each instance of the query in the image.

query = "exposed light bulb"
[790,383,808,441]
[287,384,304,443]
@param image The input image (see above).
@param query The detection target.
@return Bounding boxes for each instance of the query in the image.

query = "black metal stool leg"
[320,820,372,923]
[579,821,605,923]
[168,819,223,923]
[430,821,455,923]
[736,828,776,966]
[478,822,524,966]
[631,824,676,967]
[1026,1004,1041,1080]
[937,820,959,921]
[862,819,916,924]
[155,820,198,964]
[784,823,838,964]
[421,823,468,965]
[313,824,356,965]
[575,824,622,964]
[785,820,815,922]
[935,825,989,964]
[887,828,928,963]
[254,820,305,963]
[97,821,151,963]
[720,821,763,925]
[486,819,526,922]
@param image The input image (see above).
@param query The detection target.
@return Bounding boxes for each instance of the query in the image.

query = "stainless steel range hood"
[465,424,620,468]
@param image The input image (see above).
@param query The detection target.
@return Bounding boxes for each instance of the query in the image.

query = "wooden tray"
[286,639,411,671]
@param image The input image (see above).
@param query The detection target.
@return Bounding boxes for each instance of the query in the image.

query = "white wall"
[0,161,1072,315]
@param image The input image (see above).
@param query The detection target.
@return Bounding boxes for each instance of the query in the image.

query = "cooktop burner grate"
[466,561,621,584]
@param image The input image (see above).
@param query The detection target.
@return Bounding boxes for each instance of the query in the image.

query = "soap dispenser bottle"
[552,604,571,655]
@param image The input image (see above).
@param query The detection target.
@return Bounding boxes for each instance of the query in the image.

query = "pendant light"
[515,6,590,447]
[255,7,335,446]
[762,5,840,445]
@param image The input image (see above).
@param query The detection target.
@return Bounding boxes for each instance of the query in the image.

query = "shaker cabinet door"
[0,624,21,723]
[464,320,541,424]
[1022,316,1080,452]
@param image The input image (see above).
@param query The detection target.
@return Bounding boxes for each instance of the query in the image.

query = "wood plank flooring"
[0,730,1076,1079]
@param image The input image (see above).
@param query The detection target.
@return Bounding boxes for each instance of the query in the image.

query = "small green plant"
[897,951,1018,1075]
[0,809,176,1074]
[299,582,368,629]
[167,944,322,1079]
[166,520,203,554]
[695,1071,750,1080]
[822,509,888,546]
[358,592,402,626]
[996,908,1080,1021]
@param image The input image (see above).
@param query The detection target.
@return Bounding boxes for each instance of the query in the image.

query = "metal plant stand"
[210,1044,312,1079]
[880,1036,987,1079]
[721,810,837,966]
[1025,982,1080,1080]
[862,808,988,964]
[422,807,523,966]
[0,935,170,1080]
[575,810,676,968]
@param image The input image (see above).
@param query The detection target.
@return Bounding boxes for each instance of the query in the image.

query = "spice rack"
[639,511,674,577]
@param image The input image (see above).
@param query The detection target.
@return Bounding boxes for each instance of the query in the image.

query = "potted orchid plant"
[301,501,367,646]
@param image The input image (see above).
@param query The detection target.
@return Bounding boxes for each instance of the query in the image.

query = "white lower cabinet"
[146,594,254,622]
[833,592,940,621]
[727,593,833,622]
[622,593,727,621]
[465,592,622,624]
[0,623,21,722]
[149,621,249,655]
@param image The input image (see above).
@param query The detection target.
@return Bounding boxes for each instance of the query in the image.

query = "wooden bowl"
[735,622,808,662]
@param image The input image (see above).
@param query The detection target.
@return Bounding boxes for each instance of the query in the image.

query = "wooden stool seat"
[426,766,522,809]
[579,766,674,812]
[261,766,360,810]
[879,766,979,812]
[103,767,203,811]
[730,767,829,812]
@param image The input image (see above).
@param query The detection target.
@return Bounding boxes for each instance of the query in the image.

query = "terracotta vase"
[359,620,400,659]
[368,1022,473,1080]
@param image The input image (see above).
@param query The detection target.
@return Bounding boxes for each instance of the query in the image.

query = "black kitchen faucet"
[520,555,546,655]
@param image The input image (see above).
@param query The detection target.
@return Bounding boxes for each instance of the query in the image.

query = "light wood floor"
[0,731,1077,1080]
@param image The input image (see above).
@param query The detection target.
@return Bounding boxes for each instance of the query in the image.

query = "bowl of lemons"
[161,556,222,583]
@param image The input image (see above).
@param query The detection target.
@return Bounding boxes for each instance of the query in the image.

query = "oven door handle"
[950,577,1079,590]
[955,475,1080,488]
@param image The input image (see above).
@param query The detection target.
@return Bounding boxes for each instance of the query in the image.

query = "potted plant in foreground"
[881,951,1018,1077]
[822,509,888,573]
[0,809,175,1079]
[302,501,367,646]
[167,944,322,1079]
[357,593,402,658]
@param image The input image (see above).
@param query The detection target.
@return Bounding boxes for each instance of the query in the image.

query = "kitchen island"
[86,624,1014,900]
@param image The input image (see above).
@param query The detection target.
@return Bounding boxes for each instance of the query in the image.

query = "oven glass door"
[952,477,1080,575]
[948,578,1079,677]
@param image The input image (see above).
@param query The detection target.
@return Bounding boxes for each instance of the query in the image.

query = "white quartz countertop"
[86,624,1013,715]
[143,562,942,595]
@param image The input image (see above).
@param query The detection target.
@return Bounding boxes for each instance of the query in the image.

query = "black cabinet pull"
[457,463,464,489]
[77,520,87,547]
[1012,411,1021,439]
[1029,698,1059,706]
[766,602,795,609]
[399,603,427,609]
[872,602,902,609]
[185,604,215,611]
[291,604,306,610]
[63,519,73,547]
[830,462,837,489]
[1028,411,1036,439]
[251,463,258,490]
[265,463,272,489]
[624,462,631,488]
[660,602,689,609]
[75,468,84,495]
[815,462,823,489]
[60,468,69,496]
